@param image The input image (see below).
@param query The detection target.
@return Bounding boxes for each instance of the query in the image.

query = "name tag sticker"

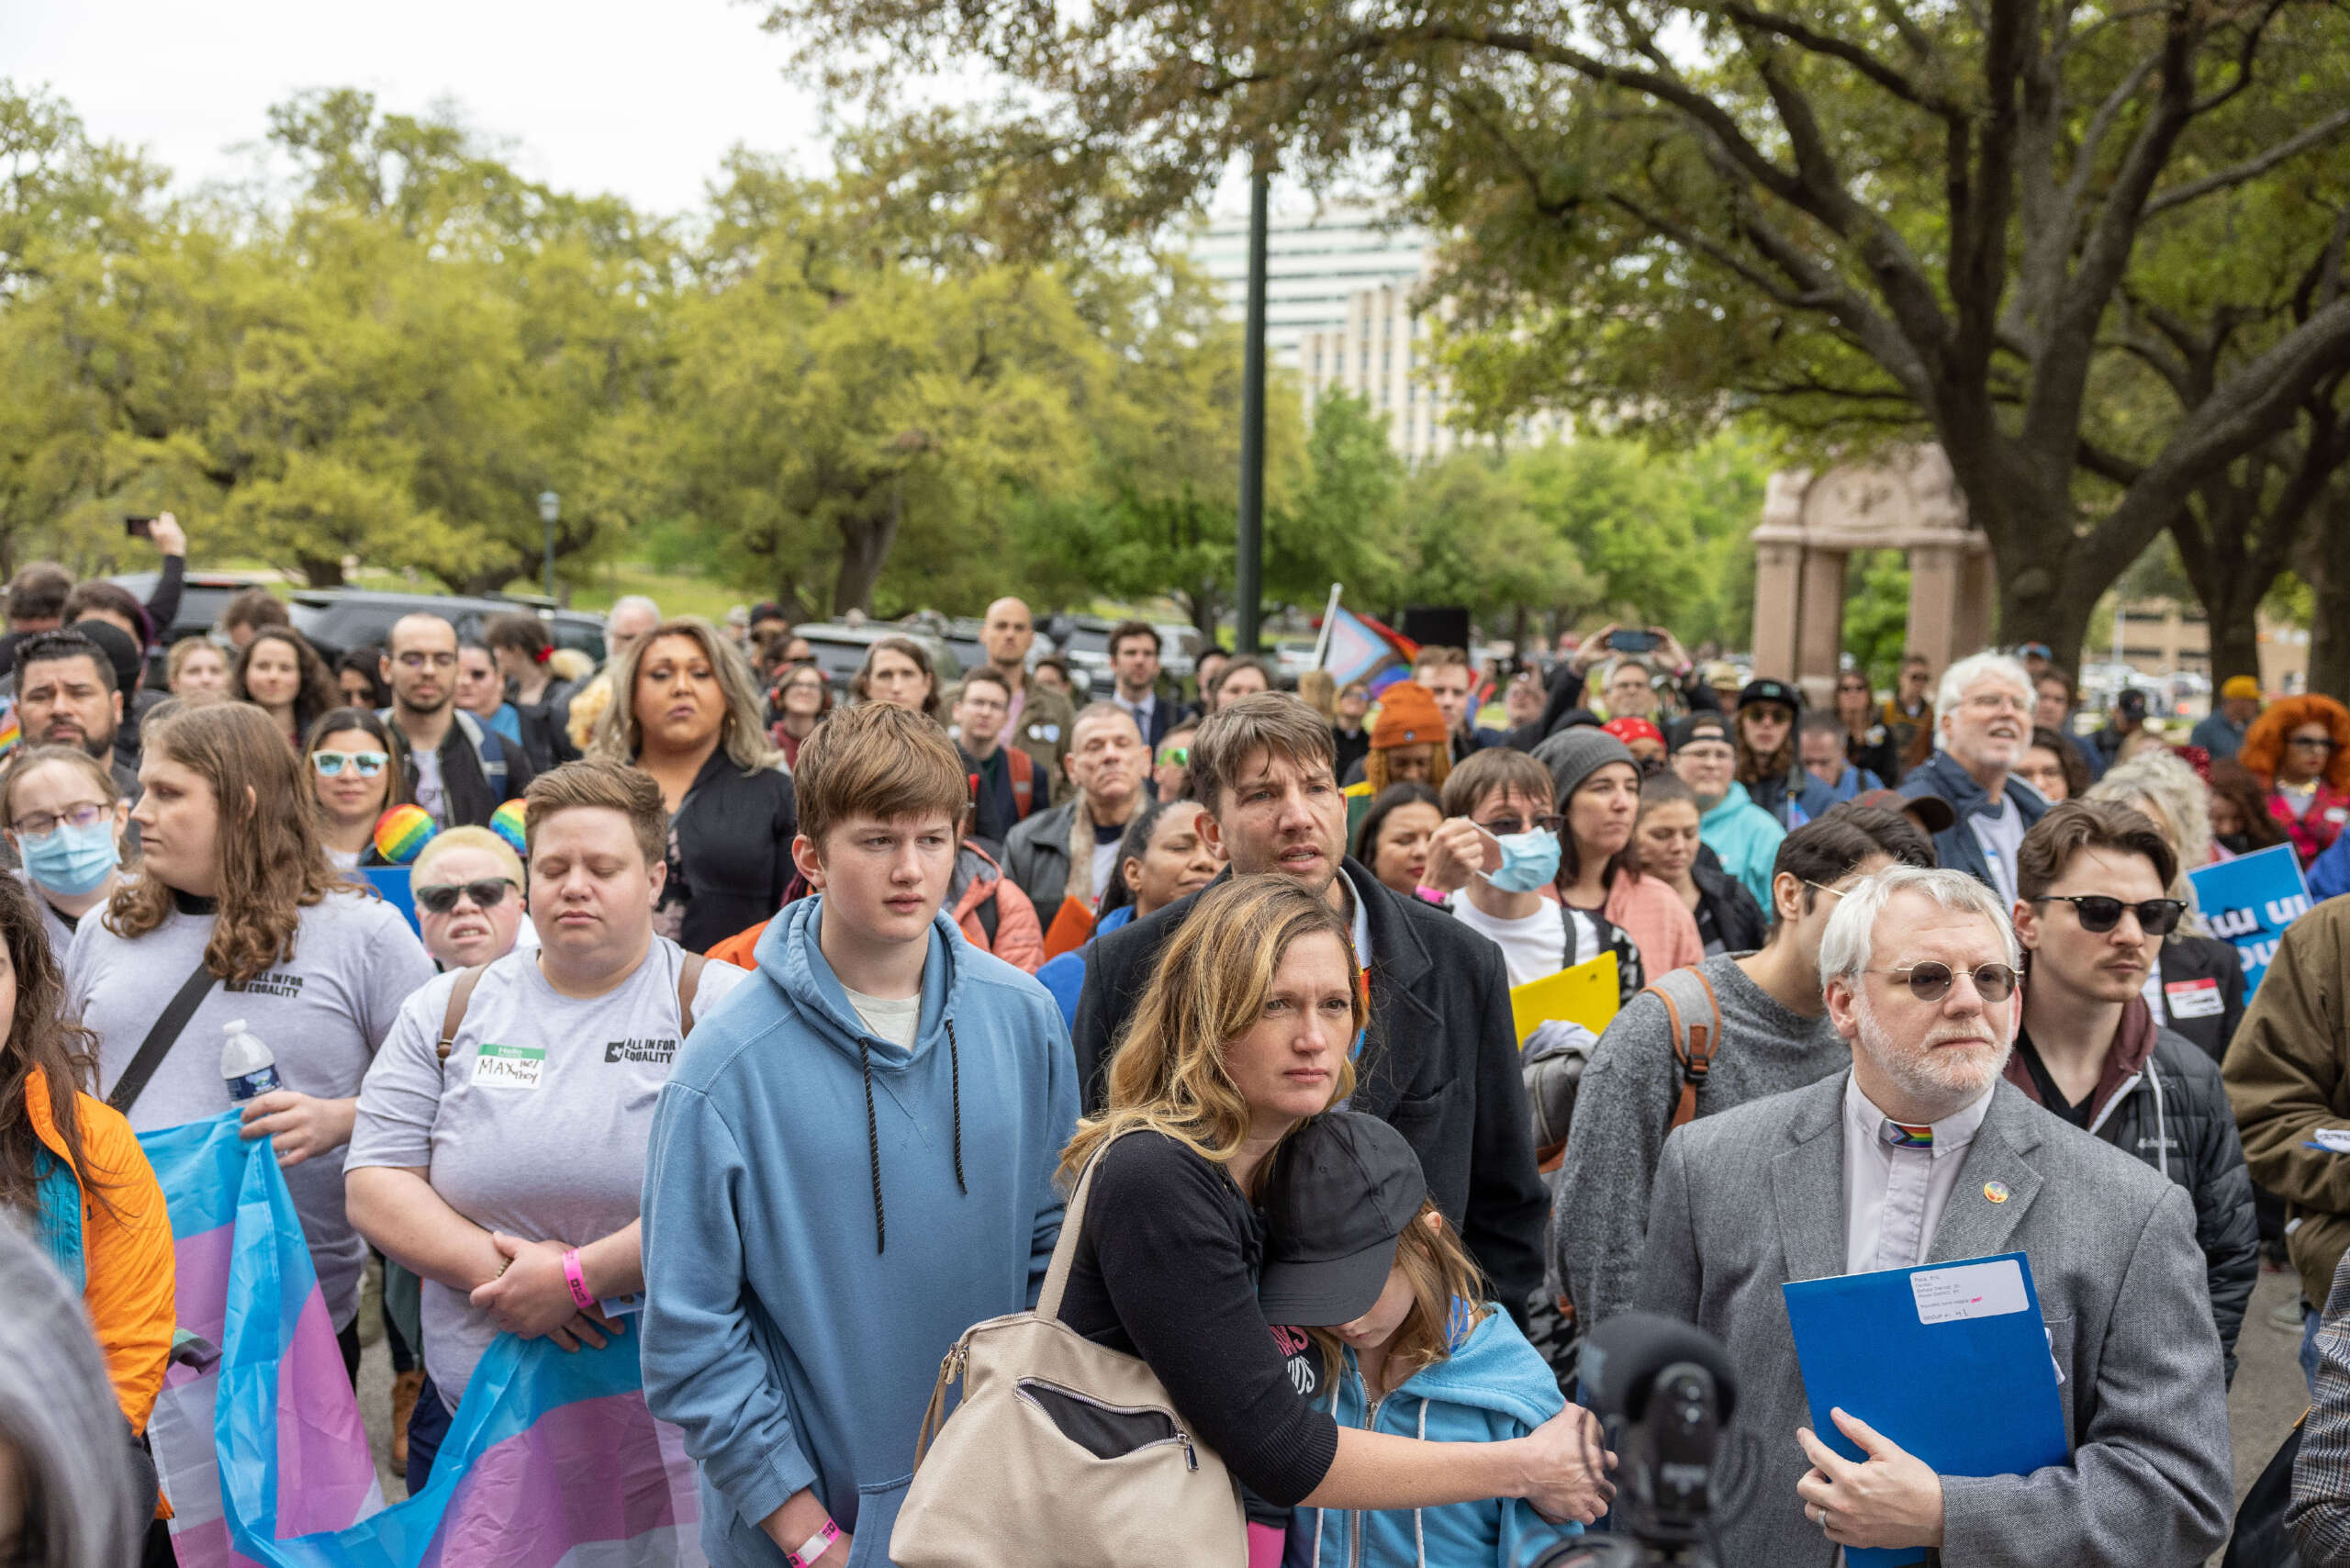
[472,1042,546,1090]
[1910,1259,2028,1325]
[2165,978,2224,1018]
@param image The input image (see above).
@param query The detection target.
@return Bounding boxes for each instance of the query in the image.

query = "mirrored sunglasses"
[311,750,389,778]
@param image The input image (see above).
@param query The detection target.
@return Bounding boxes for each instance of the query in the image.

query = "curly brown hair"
[105,703,349,982]
[0,874,114,1218]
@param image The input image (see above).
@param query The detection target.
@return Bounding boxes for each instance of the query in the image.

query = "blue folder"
[1783,1252,2067,1568]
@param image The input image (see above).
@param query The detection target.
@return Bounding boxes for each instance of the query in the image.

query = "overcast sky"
[5,0,845,216]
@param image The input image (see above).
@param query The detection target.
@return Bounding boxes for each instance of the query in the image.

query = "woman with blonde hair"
[1049,877,1611,1562]
[66,702,432,1379]
[589,615,797,951]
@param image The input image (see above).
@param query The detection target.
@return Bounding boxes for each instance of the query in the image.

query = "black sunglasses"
[414,879,517,914]
[1479,813,1565,837]
[1871,962,2020,1002]
[2031,894,2186,936]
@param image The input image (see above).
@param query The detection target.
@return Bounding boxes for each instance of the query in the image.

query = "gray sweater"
[1550,953,1846,1327]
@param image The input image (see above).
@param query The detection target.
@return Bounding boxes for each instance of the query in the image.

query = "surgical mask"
[20,817,118,897]
[1483,827,1561,894]
[2217,831,2252,856]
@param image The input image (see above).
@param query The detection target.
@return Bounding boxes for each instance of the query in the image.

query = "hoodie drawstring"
[859,1036,886,1253]
[1413,1399,1429,1567]
[946,1016,968,1196]
[858,1015,972,1254]
[2149,1056,2171,1182]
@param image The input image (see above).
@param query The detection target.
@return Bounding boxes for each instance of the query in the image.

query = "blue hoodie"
[640,897,1080,1567]
[1698,782,1787,910]
[1034,902,1134,1030]
[1285,1309,1582,1568]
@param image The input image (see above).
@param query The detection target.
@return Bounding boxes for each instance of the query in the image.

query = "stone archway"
[1748,444,1993,689]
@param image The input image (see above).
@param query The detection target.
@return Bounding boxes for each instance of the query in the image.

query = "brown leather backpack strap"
[436,965,491,1062]
[677,952,708,1036]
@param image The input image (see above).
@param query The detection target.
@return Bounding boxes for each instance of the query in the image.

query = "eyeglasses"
[1157,745,1190,767]
[1963,693,2033,715]
[2030,894,2186,936]
[1479,813,1564,837]
[395,652,457,671]
[12,801,106,839]
[1870,962,2020,1002]
[311,750,389,778]
[2288,735,2341,752]
[414,879,518,914]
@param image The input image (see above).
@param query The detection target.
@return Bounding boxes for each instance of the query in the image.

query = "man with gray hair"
[605,595,662,666]
[1636,865,2230,1567]
[1898,650,2048,901]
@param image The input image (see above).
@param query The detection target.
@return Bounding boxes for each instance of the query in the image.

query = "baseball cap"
[1855,787,1956,835]
[1671,711,1734,751]
[2016,642,2053,662]
[1257,1114,1428,1326]
[2221,676,2261,701]
[2115,689,2148,719]
[1738,678,1801,712]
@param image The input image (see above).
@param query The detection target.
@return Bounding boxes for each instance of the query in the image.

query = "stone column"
[1796,548,1849,685]
[1954,544,1995,656]
[1751,541,1805,681]
[1906,542,1962,673]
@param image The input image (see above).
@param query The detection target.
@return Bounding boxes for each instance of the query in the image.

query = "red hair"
[2240,695,2350,792]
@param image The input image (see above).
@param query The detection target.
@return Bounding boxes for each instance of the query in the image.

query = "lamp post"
[538,490,559,601]
[1235,162,1270,655]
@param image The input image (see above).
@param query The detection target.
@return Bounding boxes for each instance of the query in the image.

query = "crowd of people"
[11,536,2350,1568]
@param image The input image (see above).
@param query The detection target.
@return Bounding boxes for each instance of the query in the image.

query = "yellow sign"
[1509,952,1621,1045]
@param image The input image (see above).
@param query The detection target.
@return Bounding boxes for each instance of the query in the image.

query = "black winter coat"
[1071,860,1549,1327]
[1690,846,1768,955]
[2030,1024,2259,1381]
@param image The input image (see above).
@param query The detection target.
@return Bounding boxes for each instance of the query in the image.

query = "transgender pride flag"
[140,1114,703,1568]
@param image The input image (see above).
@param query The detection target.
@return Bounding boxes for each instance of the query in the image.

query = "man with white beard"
[1632,866,2231,1568]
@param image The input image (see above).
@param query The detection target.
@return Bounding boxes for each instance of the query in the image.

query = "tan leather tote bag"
[890,1133,1249,1567]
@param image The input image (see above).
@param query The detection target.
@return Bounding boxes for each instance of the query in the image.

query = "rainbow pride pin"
[1983,1181,2010,1204]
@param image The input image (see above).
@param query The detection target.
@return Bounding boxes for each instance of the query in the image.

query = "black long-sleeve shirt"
[1054,1131,1339,1507]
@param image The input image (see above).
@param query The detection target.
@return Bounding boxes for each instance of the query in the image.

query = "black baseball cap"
[1257,1114,1427,1326]
[1738,678,1802,712]
[1671,711,1733,751]
[2115,689,2148,719]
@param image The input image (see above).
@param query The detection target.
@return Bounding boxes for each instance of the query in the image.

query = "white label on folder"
[1910,1260,2028,1325]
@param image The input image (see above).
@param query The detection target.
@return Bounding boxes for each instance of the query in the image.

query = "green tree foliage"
[1841,552,1913,690]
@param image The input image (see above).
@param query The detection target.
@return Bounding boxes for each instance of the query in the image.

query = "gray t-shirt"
[347,939,748,1406]
[1968,793,2026,905]
[68,889,434,1328]
[1550,952,1847,1328]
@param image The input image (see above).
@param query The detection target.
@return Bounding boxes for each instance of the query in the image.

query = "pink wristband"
[561,1249,595,1312]
[789,1520,840,1567]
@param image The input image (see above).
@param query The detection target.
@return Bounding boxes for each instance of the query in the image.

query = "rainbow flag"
[140,1114,703,1568]
[0,700,20,758]
[1317,605,1413,689]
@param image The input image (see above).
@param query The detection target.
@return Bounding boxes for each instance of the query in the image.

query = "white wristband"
[788,1519,840,1568]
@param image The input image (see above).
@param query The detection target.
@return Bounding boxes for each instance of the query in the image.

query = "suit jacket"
[1072,861,1549,1324]
[1637,1074,2231,1568]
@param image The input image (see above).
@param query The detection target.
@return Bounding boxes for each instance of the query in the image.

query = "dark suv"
[286,590,607,665]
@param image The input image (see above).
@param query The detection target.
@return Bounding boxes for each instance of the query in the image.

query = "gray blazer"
[1635,1073,2231,1568]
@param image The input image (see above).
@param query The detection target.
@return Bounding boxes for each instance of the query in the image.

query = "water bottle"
[220,1019,282,1103]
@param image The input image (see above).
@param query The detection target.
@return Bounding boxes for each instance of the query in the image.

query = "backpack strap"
[1642,966,1725,1135]
[453,709,508,790]
[976,887,1002,947]
[678,951,707,1036]
[435,965,492,1062]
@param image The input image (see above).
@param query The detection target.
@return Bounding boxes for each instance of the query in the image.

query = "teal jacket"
[1286,1307,1581,1568]
[1699,782,1788,910]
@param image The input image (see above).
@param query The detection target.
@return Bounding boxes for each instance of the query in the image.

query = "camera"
[1536,1313,1738,1568]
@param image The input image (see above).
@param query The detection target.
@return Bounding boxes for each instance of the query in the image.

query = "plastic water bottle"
[220,1019,282,1103]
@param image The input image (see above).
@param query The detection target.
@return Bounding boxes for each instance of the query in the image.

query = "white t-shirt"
[69,888,435,1328]
[346,938,747,1405]
[844,986,922,1049]
[1449,893,1570,989]
[1968,795,2026,906]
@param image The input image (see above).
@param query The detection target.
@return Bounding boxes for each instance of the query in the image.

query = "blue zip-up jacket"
[640,897,1080,1566]
[1698,782,1786,910]
[1034,902,1134,1030]
[1286,1308,1582,1568]
[1897,749,2049,894]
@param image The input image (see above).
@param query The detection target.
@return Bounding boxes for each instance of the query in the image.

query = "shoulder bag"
[890,1132,1248,1568]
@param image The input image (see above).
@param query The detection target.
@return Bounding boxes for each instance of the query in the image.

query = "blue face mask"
[20,818,118,897]
[1483,827,1561,894]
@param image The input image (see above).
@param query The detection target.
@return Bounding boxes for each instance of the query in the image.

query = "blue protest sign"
[357,867,420,936]
[2187,843,2311,992]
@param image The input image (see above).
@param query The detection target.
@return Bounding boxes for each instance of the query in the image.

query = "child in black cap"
[1261,1112,1584,1567]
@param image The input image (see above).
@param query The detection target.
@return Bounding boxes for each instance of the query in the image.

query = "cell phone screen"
[1608,629,1662,654]
[124,515,155,539]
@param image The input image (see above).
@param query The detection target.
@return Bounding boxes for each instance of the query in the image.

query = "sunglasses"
[1870,962,2020,1002]
[311,750,389,778]
[1479,813,1565,837]
[414,879,517,914]
[2030,894,2186,936]
[1156,745,1191,768]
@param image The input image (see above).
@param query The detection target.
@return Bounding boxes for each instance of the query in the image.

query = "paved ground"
[347,1255,2319,1530]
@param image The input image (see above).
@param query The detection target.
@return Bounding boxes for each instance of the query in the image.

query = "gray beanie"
[1532,726,1637,808]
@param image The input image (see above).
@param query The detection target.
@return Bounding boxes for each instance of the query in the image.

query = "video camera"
[1536,1312,1740,1568]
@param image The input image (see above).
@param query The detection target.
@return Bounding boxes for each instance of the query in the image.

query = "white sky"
[4,0,839,216]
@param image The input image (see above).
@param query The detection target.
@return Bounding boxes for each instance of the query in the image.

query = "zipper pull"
[1177,1428,1199,1472]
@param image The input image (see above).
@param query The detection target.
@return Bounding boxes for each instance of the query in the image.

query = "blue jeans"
[405,1372,453,1494]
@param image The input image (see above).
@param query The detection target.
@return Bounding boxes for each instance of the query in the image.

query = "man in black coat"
[1072,692,1549,1326]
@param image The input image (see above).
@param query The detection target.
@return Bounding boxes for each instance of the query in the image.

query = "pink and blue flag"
[140,1113,703,1568]
[1318,605,1412,689]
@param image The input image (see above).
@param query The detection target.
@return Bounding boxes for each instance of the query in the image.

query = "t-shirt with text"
[346,938,747,1406]
[68,889,434,1328]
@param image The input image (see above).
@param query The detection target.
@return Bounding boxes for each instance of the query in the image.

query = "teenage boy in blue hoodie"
[640,702,1080,1568]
